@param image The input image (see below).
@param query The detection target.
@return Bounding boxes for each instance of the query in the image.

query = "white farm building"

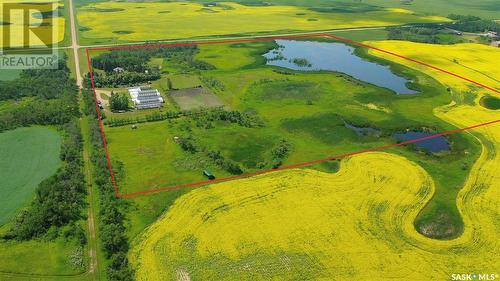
[128,86,164,110]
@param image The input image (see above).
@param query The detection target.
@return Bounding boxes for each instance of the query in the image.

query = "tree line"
[91,71,161,88]
[0,63,76,101]
[447,14,500,33]
[103,107,264,128]
[387,26,463,44]
[83,89,134,280]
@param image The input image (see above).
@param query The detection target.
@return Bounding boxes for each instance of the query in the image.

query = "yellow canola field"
[76,2,446,43]
[131,41,500,280]
[365,41,500,96]
[131,150,500,280]
[0,0,65,47]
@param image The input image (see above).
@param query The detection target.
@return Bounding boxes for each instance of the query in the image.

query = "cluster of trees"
[90,46,215,87]
[0,61,79,132]
[387,26,463,44]
[176,136,198,153]
[0,97,80,132]
[92,46,211,73]
[105,111,182,127]
[207,150,244,175]
[447,14,500,33]
[0,63,76,100]
[174,135,243,175]
[90,71,161,88]
[7,120,86,240]
[270,139,293,167]
[200,76,225,91]
[91,49,152,73]
[190,107,264,128]
[109,92,130,112]
[104,107,264,129]
[83,89,133,280]
[255,139,293,169]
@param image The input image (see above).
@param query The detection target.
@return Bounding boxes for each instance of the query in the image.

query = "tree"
[109,92,129,112]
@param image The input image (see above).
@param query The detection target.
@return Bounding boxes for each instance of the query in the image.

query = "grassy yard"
[0,127,61,225]
[106,121,231,194]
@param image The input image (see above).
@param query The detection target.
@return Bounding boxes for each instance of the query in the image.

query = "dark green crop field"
[0,127,61,225]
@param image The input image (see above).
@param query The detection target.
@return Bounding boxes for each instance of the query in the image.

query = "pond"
[393,131,450,152]
[344,122,381,137]
[264,40,418,94]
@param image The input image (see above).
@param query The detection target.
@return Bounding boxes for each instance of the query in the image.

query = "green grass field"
[0,236,85,276]
[93,37,484,239]
[0,127,61,225]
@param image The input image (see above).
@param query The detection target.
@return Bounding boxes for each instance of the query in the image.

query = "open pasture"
[106,121,231,193]
[0,127,61,225]
[76,2,446,44]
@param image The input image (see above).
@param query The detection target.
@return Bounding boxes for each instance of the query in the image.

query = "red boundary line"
[84,34,500,198]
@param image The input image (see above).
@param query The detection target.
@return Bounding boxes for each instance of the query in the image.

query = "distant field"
[76,2,446,44]
[0,127,61,225]
[185,0,500,19]
[359,0,500,19]
[365,41,500,96]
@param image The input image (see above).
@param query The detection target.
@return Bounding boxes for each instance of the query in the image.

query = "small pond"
[264,40,418,94]
[393,131,450,152]
[344,122,381,137]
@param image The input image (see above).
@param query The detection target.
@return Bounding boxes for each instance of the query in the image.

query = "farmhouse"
[128,86,164,109]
